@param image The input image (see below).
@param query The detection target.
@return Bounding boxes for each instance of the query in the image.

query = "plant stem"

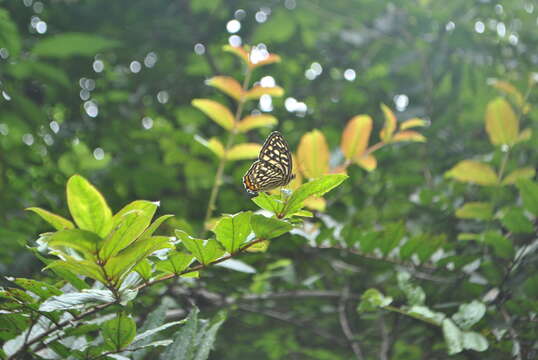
[201,68,252,234]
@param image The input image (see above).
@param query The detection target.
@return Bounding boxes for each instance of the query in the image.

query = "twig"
[338,286,365,360]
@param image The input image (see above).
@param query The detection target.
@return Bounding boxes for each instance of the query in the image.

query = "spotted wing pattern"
[243,131,294,195]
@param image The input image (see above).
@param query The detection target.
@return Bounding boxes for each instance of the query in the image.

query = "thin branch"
[338,286,365,360]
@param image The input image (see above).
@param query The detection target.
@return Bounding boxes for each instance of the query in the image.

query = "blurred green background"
[1,0,537,358]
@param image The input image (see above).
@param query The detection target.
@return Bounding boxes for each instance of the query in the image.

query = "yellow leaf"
[246,240,270,252]
[207,137,224,158]
[222,44,250,65]
[192,99,235,131]
[516,128,532,143]
[297,130,329,179]
[379,103,397,142]
[355,154,377,171]
[445,160,498,186]
[501,167,536,185]
[206,76,244,101]
[340,115,372,160]
[237,114,278,133]
[226,143,262,161]
[304,196,326,211]
[400,118,428,130]
[485,97,519,146]
[391,131,427,143]
[245,86,284,100]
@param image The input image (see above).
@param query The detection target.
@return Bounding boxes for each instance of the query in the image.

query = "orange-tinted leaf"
[206,76,244,101]
[391,131,426,143]
[222,44,250,65]
[340,115,372,160]
[501,167,536,185]
[192,99,235,131]
[355,154,377,172]
[400,118,428,130]
[304,196,326,211]
[379,103,397,142]
[297,130,329,179]
[226,143,262,161]
[329,165,348,175]
[237,114,278,133]
[485,97,519,146]
[445,160,498,186]
[245,86,284,100]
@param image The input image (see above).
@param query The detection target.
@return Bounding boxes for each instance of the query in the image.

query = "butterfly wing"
[243,131,294,195]
[258,131,293,181]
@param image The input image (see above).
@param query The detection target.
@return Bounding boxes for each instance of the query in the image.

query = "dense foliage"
[1,0,537,359]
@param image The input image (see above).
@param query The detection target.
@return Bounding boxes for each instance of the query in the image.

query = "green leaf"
[135,259,152,281]
[44,229,102,258]
[0,9,21,58]
[39,289,115,312]
[13,278,62,300]
[156,251,194,274]
[139,214,174,241]
[214,212,252,253]
[516,180,538,216]
[483,231,514,259]
[176,230,224,265]
[442,319,463,355]
[32,32,120,58]
[452,300,486,330]
[193,311,227,360]
[105,236,172,283]
[397,272,425,306]
[251,192,284,214]
[357,288,393,313]
[461,331,488,352]
[67,174,112,237]
[250,215,292,240]
[282,174,348,216]
[406,305,445,325]
[485,97,519,146]
[45,257,106,283]
[132,300,169,360]
[133,321,184,344]
[501,167,536,185]
[499,207,534,234]
[102,313,137,351]
[26,207,74,230]
[455,202,493,220]
[253,10,296,43]
[0,313,31,341]
[378,222,405,256]
[160,307,199,360]
[445,160,498,186]
[99,200,158,260]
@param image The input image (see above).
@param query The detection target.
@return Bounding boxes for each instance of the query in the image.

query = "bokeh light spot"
[226,19,241,34]
[344,69,356,81]
[130,61,142,73]
[157,90,169,104]
[93,147,105,160]
[228,35,242,47]
[194,43,205,55]
[22,133,34,146]
[142,116,154,129]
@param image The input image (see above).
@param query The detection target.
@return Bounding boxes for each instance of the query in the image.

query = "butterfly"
[243,131,295,196]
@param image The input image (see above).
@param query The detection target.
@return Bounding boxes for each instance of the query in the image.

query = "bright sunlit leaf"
[226,143,261,161]
[379,103,397,142]
[391,131,426,143]
[455,202,493,220]
[236,114,278,133]
[192,99,235,131]
[244,85,284,100]
[206,76,244,102]
[298,129,329,179]
[400,118,428,130]
[355,154,377,171]
[501,167,536,185]
[340,115,372,160]
[485,97,519,146]
[207,137,225,158]
[222,44,250,65]
[26,207,74,231]
[445,160,498,186]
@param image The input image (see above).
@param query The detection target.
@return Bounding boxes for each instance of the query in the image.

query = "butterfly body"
[243,131,294,196]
